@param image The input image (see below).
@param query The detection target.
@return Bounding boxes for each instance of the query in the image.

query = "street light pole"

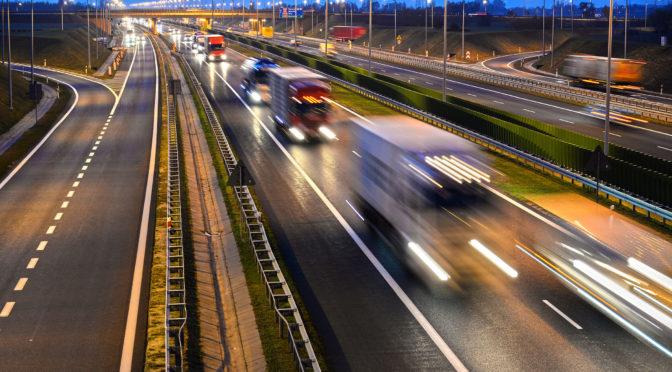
[624,0,627,58]
[571,0,573,33]
[425,0,428,56]
[323,0,328,61]
[461,0,464,59]
[2,0,4,64]
[604,0,613,156]
[293,0,296,47]
[61,0,64,30]
[87,0,90,72]
[393,1,396,50]
[442,0,447,101]
[96,0,99,60]
[551,0,555,68]
[368,0,371,76]
[30,0,33,83]
[272,1,275,40]
[7,0,12,111]
[542,0,545,56]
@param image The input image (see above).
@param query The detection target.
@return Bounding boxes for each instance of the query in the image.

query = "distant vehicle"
[205,34,226,61]
[349,115,491,283]
[562,55,645,91]
[226,27,234,32]
[319,42,337,56]
[241,57,280,104]
[182,32,193,42]
[124,30,136,47]
[192,32,207,52]
[330,26,366,41]
[289,38,302,46]
[269,67,334,141]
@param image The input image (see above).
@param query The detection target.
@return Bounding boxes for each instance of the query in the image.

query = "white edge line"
[10,62,118,100]
[0,76,80,191]
[543,300,583,330]
[119,39,157,372]
[206,58,469,372]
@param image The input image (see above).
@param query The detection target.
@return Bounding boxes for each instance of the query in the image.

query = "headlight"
[319,126,336,140]
[208,55,215,61]
[249,90,262,102]
[289,127,305,141]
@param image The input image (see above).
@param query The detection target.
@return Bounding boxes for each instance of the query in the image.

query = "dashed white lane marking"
[82,166,88,171]
[493,100,504,104]
[468,93,477,97]
[95,140,100,145]
[352,150,362,158]
[36,241,48,251]
[89,152,95,157]
[603,131,622,138]
[657,146,672,152]
[0,302,15,317]
[97,136,103,140]
[67,191,75,197]
[446,87,453,91]
[100,131,105,135]
[14,278,28,291]
[72,181,80,187]
[92,146,98,151]
[61,201,69,208]
[46,226,56,234]
[543,300,583,329]
[523,109,536,113]
[77,173,84,179]
[26,258,39,269]
[85,158,92,163]
[54,213,63,221]
[426,81,433,85]
[559,118,575,124]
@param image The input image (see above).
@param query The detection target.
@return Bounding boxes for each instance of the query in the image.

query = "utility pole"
[87,0,90,72]
[272,0,275,40]
[7,0,12,111]
[368,0,372,76]
[30,0,34,83]
[461,0,464,59]
[551,0,555,67]
[293,0,296,47]
[604,0,613,156]
[624,0,627,58]
[560,0,563,29]
[425,0,428,55]
[442,0,447,101]
[542,0,546,56]
[2,0,5,64]
[571,0,573,33]
[61,0,64,30]
[393,1,396,50]
[96,0,99,60]
[324,0,328,61]
[644,0,647,28]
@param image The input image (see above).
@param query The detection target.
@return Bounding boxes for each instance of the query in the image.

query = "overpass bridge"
[107,8,294,19]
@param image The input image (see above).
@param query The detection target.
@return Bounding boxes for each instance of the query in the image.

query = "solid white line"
[0,302,15,317]
[27,258,39,269]
[0,77,80,192]
[543,300,583,329]
[61,201,69,208]
[36,241,48,251]
[46,226,56,235]
[523,109,536,113]
[54,213,63,221]
[72,181,79,187]
[208,60,469,371]
[119,36,159,372]
[658,146,672,152]
[14,278,28,291]
[559,118,574,124]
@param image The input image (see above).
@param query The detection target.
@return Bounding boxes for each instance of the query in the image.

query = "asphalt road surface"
[0,36,158,371]
[174,32,671,371]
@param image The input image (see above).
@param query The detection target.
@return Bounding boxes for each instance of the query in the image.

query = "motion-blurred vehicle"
[319,42,337,56]
[289,38,302,46]
[192,31,207,52]
[241,57,279,104]
[584,105,648,124]
[124,29,136,47]
[182,32,193,43]
[269,67,334,141]
[349,115,491,283]
[330,26,367,41]
[205,34,226,61]
[562,55,646,91]
[261,26,273,38]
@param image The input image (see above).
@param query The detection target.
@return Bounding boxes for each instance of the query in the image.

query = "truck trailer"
[269,67,335,141]
[562,54,645,91]
[205,34,226,61]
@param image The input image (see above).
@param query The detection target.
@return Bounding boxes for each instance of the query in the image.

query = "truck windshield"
[210,43,225,51]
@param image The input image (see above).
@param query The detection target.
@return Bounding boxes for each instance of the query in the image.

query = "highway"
[246,32,672,161]
[173,33,672,370]
[0,35,158,371]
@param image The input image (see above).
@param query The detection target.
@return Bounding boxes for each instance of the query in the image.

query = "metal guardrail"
[221,33,672,226]
[159,37,188,372]
[244,30,672,123]
[175,51,321,371]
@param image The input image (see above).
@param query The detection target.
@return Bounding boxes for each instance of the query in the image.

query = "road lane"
[178,39,671,370]
[0,37,157,371]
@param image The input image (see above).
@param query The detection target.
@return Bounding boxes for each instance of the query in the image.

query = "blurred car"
[289,38,302,46]
[319,42,337,56]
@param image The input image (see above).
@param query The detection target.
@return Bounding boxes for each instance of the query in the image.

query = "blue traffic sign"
[280,7,303,18]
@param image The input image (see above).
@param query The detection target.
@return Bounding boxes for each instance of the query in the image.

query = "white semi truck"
[350,116,491,282]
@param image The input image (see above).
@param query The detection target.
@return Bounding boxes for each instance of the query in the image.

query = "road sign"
[227,161,256,186]
[465,50,471,60]
[280,7,303,18]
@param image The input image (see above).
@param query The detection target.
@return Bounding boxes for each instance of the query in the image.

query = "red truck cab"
[205,35,226,61]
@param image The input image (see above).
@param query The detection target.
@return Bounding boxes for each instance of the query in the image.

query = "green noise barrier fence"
[224,33,672,208]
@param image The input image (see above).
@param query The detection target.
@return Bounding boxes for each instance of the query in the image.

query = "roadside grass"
[331,84,398,116]
[0,68,35,135]
[10,25,111,75]
[0,76,71,180]
[177,57,328,371]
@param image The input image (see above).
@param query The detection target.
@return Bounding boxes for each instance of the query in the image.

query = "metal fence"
[175,51,321,371]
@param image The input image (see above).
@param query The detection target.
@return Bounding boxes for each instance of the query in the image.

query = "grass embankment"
[0,75,72,180]
[177,58,328,370]
[10,22,110,74]
[536,35,672,92]
[0,67,35,135]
